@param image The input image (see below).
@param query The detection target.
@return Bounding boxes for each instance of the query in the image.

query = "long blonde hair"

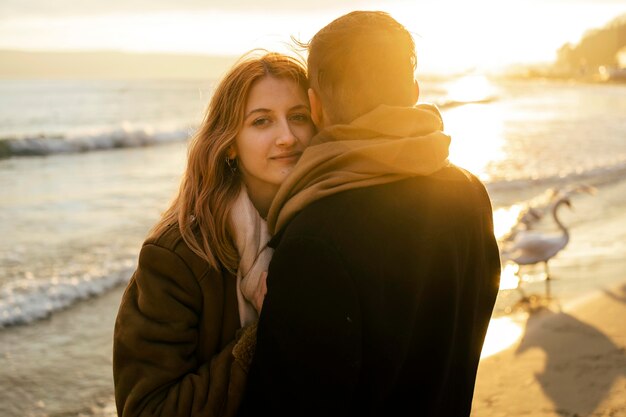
[149,52,309,273]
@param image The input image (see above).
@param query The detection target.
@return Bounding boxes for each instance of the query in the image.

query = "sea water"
[1,76,625,416]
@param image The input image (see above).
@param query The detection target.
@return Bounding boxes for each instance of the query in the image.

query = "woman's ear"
[308,88,325,129]
[227,146,237,160]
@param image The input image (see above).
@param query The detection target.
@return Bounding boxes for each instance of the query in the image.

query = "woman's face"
[232,76,315,198]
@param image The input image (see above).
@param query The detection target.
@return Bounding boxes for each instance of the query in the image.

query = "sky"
[0,0,624,74]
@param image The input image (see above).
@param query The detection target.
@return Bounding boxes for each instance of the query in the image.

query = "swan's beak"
[581,184,598,195]
[564,198,572,210]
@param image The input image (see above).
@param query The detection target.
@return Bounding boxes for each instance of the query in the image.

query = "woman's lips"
[270,152,302,162]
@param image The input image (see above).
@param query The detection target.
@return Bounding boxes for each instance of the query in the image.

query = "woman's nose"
[275,119,297,146]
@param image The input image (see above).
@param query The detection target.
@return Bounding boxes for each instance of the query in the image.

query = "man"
[238,11,501,417]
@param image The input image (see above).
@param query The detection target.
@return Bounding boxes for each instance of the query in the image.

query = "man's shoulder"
[274,164,490,241]
[430,163,485,188]
[327,164,488,206]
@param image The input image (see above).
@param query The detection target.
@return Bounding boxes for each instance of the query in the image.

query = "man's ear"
[308,88,325,129]
[412,79,420,104]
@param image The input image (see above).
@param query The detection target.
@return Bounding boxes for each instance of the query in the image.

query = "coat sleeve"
[113,243,247,417]
[238,236,361,416]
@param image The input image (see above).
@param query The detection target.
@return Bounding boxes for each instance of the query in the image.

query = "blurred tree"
[556,14,626,73]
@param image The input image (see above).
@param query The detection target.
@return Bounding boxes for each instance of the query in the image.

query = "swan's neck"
[552,200,569,239]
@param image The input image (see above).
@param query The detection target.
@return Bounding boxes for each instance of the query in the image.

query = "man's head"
[304,11,419,127]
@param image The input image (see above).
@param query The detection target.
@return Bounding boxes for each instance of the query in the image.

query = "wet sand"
[471,280,626,417]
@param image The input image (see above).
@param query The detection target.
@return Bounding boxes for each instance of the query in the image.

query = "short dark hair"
[301,11,417,124]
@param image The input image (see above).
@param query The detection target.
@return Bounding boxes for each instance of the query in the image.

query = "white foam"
[0,260,135,328]
[486,158,626,193]
[2,124,192,157]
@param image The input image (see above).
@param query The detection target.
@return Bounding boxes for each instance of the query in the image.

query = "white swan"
[518,184,594,230]
[501,183,593,245]
[501,196,572,297]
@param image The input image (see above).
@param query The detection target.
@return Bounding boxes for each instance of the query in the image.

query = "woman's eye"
[252,117,270,127]
[289,113,310,123]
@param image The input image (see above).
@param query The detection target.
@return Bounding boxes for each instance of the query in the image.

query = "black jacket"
[239,165,501,417]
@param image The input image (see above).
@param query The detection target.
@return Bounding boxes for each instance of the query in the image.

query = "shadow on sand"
[604,282,626,304]
[514,286,626,416]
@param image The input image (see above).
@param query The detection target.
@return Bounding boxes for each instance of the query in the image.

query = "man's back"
[239,165,501,416]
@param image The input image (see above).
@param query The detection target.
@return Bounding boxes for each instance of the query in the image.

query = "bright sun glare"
[1,0,623,75]
[480,315,525,359]
[441,75,505,181]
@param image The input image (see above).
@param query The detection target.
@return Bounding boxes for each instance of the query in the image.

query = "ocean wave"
[0,261,134,328]
[0,125,192,159]
[0,93,495,160]
[437,96,498,109]
[486,159,626,193]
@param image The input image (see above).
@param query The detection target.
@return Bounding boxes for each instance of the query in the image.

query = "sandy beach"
[472,279,626,417]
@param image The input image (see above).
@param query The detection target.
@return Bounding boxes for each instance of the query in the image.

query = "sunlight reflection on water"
[493,205,523,240]
[481,314,526,359]
[445,103,506,182]
[444,75,497,104]
[499,263,521,291]
[439,75,505,182]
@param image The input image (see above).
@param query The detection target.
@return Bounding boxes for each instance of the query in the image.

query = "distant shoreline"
[2,49,623,86]
[492,66,626,85]
[497,73,626,85]
[0,49,239,80]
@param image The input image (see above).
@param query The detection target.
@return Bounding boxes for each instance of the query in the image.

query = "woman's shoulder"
[142,222,220,281]
[145,221,185,250]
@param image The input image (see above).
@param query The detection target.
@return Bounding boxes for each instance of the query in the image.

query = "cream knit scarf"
[267,103,452,234]
[229,187,273,327]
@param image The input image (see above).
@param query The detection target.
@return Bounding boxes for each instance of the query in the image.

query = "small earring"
[225,156,237,173]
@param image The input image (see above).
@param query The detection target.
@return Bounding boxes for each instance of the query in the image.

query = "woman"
[113,52,315,417]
